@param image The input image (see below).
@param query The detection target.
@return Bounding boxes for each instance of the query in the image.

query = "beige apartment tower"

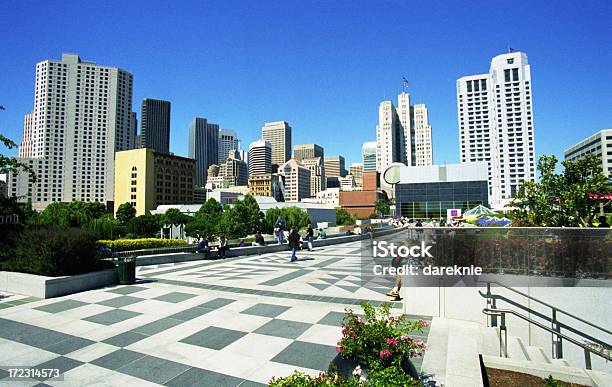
[262,121,292,171]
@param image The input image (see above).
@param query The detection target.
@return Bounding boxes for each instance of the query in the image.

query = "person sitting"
[253,231,265,246]
[196,237,211,258]
[318,228,327,239]
[217,235,229,259]
[597,215,610,228]
[238,239,247,247]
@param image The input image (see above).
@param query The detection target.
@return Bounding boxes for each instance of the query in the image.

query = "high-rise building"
[262,121,291,171]
[375,92,433,171]
[188,117,219,188]
[220,154,248,187]
[294,144,324,161]
[362,141,377,172]
[130,112,137,150]
[278,159,310,202]
[248,140,272,175]
[218,129,239,164]
[301,157,325,197]
[564,129,612,177]
[140,98,171,153]
[325,155,346,177]
[413,104,433,166]
[7,53,134,209]
[114,148,194,216]
[350,163,363,187]
[457,51,536,208]
[208,164,220,178]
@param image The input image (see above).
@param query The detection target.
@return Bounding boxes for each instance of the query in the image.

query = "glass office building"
[384,162,490,219]
[396,180,489,219]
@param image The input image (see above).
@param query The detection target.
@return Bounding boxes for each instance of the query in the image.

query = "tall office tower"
[7,53,134,209]
[362,141,377,172]
[350,163,363,187]
[221,154,248,187]
[302,157,325,197]
[293,143,324,161]
[188,117,219,187]
[248,140,272,175]
[376,100,403,171]
[278,159,311,202]
[140,98,170,153]
[218,128,239,164]
[325,155,347,177]
[565,129,612,177]
[413,104,433,166]
[457,51,535,208]
[262,121,292,171]
[375,92,434,171]
[208,164,220,178]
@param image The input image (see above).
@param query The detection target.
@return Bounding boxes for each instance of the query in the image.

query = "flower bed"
[269,303,428,386]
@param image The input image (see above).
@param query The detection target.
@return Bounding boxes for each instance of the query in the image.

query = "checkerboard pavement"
[0,241,431,386]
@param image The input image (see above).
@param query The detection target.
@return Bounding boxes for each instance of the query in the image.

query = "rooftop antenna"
[507,46,515,53]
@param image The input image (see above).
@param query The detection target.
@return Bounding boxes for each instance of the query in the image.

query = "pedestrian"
[288,227,300,262]
[217,235,229,259]
[253,231,265,246]
[306,224,314,251]
[274,216,287,244]
[196,236,211,259]
[387,254,403,301]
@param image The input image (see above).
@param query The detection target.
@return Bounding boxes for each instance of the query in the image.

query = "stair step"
[525,346,551,363]
[506,336,529,360]
[480,326,501,356]
[551,358,570,367]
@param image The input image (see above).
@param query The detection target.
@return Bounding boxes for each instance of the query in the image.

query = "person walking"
[306,224,314,251]
[217,235,229,259]
[274,216,287,244]
[288,227,300,262]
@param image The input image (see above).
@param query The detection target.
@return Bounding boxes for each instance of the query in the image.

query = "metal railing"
[480,280,611,369]
[483,307,611,369]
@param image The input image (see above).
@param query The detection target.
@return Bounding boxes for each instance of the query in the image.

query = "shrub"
[97,238,187,252]
[338,303,428,368]
[336,208,356,225]
[1,227,115,276]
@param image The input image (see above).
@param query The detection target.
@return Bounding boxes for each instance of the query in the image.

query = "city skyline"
[1,1,610,169]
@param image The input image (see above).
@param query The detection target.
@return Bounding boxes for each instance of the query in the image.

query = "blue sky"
[1,0,611,167]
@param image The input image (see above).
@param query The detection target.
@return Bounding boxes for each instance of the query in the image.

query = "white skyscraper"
[8,53,134,208]
[413,104,433,166]
[375,92,433,171]
[457,51,536,208]
[218,128,239,164]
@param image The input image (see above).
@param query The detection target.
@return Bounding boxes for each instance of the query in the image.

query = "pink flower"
[400,335,411,341]
[415,338,424,346]
[379,349,392,359]
[419,319,430,328]
[335,346,339,353]
[386,338,398,346]
[352,365,362,376]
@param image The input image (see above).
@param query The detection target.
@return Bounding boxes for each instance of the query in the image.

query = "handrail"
[478,280,612,336]
[484,307,612,369]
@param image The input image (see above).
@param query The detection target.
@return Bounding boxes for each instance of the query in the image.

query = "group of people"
[195,235,229,259]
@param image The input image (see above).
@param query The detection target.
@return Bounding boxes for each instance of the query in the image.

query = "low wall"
[134,226,402,266]
[0,269,118,299]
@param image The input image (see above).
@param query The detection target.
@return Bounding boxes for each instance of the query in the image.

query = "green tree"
[219,196,263,239]
[161,208,192,226]
[262,207,310,233]
[115,202,136,225]
[185,198,223,239]
[126,213,162,238]
[375,199,390,216]
[511,154,611,226]
[336,207,356,225]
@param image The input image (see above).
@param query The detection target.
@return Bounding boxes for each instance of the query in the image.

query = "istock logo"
[372,241,433,258]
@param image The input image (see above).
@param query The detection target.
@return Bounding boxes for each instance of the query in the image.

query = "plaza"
[0,240,430,386]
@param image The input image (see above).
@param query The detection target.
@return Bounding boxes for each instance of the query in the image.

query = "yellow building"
[114,148,195,216]
[248,173,281,200]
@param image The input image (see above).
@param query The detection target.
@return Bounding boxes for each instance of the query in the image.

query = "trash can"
[117,258,136,285]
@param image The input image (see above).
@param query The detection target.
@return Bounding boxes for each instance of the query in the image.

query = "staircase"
[421,318,612,386]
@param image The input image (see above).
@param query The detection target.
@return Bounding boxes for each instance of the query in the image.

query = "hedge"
[97,238,188,252]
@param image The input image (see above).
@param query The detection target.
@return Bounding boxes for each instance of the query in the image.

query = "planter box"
[0,268,118,299]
